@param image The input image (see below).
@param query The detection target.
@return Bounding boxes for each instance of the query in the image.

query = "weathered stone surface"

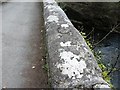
[43,0,111,89]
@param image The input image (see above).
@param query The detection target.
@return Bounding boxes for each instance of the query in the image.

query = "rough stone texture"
[43,0,111,89]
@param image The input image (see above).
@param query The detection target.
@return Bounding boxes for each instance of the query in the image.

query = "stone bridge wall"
[43,0,110,89]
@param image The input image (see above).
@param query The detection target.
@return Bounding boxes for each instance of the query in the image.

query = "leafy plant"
[80,30,114,89]
[42,63,49,72]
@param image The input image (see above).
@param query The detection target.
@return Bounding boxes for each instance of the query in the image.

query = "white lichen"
[44,0,54,3]
[46,29,49,31]
[60,41,72,47]
[47,5,55,9]
[45,21,47,25]
[94,84,110,88]
[92,70,95,74]
[83,46,89,52]
[57,50,86,79]
[45,5,60,13]
[47,15,59,23]
[60,41,82,51]
[61,24,69,29]
[49,9,54,12]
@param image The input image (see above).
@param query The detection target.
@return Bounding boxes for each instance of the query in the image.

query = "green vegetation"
[42,63,49,72]
[81,31,114,89]
[94,51,114,89]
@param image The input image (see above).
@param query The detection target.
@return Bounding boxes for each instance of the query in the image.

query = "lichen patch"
[44,0,54,3]
[61,24,69,29]
[47,15,59,23]
[94,84,110,88]
[47,5,55,10]
[60,41,72,47]
[57,50,86,79]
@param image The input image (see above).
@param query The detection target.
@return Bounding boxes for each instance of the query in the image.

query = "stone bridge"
[1,0,110,89]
